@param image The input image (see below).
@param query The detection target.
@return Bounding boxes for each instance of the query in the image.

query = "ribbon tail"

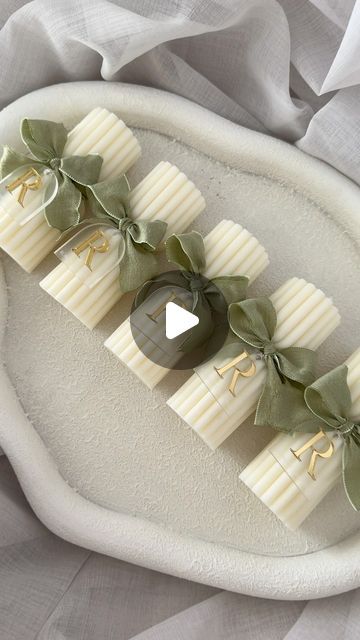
[60,155,103,188]
[278,347,317,387]
[86,176,130,222]
[119,235,160,293]
[85,187,112,220]
[44,173,82,231]
[342,437,360,511]
[211,275,249,306]
[0,146,42,179]
[255,359,320,431]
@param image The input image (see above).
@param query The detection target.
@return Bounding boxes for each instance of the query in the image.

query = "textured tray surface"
[1,82,360,598]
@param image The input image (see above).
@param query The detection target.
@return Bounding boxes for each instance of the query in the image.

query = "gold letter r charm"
[214,350,257,396]
[72,230,110,271]
[6,167,42,207]
[290,430,335,481]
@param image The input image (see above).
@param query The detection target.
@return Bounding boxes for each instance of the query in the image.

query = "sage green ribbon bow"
[299,365,360,511]
[0,118,103,231]
[87,176,167,292]
[228,297,317,427]
[136,231,249,352]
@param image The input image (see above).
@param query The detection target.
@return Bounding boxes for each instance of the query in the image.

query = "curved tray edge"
[1,82,360,599]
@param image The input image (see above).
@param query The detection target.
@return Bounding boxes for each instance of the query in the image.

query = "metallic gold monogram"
[72,230,110,271]
[214,350,256,396]
[147,292,186,323]
[290,430,335,481]
[6,167,42,207]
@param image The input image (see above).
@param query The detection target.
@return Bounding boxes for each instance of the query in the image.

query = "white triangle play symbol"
[165,302,199,340]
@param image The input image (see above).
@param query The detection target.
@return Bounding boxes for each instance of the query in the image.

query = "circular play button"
[129,271,230,370]
[165,301,199,339]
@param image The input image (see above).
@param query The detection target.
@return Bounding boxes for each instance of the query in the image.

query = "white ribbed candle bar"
[39,162,206,329]
[167,278,341,450]
[105,220,269,389]
[0,108,141,272]
[240,347,360,530]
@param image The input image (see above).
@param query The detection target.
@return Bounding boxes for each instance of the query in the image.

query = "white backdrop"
[1,1,360,638]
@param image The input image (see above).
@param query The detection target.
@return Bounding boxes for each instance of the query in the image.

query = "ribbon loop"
[21,118,68,163]
[166,231,206,273]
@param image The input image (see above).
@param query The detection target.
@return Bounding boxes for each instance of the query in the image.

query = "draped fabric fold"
[1,0,360,188]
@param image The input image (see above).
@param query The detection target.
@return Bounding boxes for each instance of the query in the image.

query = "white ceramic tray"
[1,82,360,600]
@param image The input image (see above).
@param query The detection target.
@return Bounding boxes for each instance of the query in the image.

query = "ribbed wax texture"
[40,161,206,329]
[129,161,205,238]
[239,347,360,530]
[0,108,141,272]
[104,220,269,389]
[167,277,341,450]
[39,261,122,330]
[64,107,141,180]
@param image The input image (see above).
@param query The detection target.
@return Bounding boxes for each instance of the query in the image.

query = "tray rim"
[1,81,360,600]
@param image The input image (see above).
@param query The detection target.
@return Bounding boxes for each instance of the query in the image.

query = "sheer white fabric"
[1,1,360,638]
[1,0,360,187]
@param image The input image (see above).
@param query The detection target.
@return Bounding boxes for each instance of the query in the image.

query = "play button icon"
[165,302,199,339]
[129,270,229,371]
